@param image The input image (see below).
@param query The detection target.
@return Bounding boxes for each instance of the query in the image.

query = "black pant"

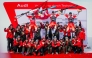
[47,45,52,54]
[63,35,68,41]
[76,47,82,53]
[7,38,13,51]
[56,35,59,40]
[26,47,34,55]
[22,47,27,54]
[59,46,63,53]
[34,36,41,41]
[13,46,22,53]
[52,47,59,53]
[72,46,77,53]
[33,48,41,55]
[63,45,71,53]
[68,36,71,39]
[49,33,52,40]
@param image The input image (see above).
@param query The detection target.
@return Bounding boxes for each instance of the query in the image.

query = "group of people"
[4,8,85,56]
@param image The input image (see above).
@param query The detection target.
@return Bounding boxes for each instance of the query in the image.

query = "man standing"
[4,24,14,52]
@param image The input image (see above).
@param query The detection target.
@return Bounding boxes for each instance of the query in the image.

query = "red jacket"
[63,31,67,36]
[4,28,14,39]
[29,29,34,39]
[27,42,34,47]
[52,40,60,47]
[13,39,23,46]
[78,31,85,40]
[23,41,29,47]
[33,41,45,50]
[37,40,45,50]
[74,38,82,47]
[67,30,71,36]
[72,39,77,46]
[49,21,56,28]
[25,27,30,35]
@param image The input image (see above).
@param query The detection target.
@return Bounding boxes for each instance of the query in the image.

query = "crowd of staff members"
[4,20,85,56]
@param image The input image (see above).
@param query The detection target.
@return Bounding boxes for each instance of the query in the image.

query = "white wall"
[0,0,92,53]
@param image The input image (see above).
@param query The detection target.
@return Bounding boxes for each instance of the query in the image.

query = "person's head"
[37,25,40,28]
[48,38,51,42]
[17,25,21,29]
[26,23,29,27]
[60,25,62,28]
[25,39,28,42]
[35,39,39,44]
[69,12,72,16]
[21,31,25,35]
[65,37,69,41]
[60,39,63,42]
[52,11,55,14]
[63,28,66,31]
[42,38,45,41]
[57,26,60,29]
[57,22,59,26]
[31,13,34,16]
[31,39,34,43]
[17,36,20,41]
[9,24,13,29]
[72,37,75,40]
[54,36,57,41]
[60,9,63,13]
[46,21,49,24]
[64,25,67,28]
[22,28,25,32]
[21,25,23,28]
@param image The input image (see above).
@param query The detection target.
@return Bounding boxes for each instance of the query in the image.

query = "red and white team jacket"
[4,28,14,39]
[13,39,23,47]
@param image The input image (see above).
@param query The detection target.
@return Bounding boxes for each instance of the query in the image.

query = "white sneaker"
[66,52,68,54]
[56,52,58,55]
[52,53,54,55]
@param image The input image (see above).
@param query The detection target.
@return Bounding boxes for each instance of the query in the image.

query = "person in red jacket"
[65,12,77,32]
[33,39,41,56]
[64,37,72,54]
[75,37,82,53]
[25,39,34,55]
[13,36,23,53]
[78,29,85,52]
[52,37,60,55]
[38,38,46,56]
[24,23,30,39]
[49,11,59,22]
[58,39,64,53]
[33,38,46,56]
[4,24,15,51]
[46,39,52,54]
[22,39,29,55]
[71,37,77,53]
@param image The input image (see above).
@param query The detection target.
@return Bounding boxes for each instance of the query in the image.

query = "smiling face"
[17,37,20,41]
[9,25,13,29]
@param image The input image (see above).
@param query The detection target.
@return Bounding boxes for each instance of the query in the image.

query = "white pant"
[40,29,46,38]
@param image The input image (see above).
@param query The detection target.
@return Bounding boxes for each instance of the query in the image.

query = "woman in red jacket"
[22,39,29,55]
[75,37,82,53]
[13,36,23,53]
[4,24,14,51]
[52,37,60,55]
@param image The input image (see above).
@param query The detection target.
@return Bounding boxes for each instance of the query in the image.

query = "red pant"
[67,22,75,31]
